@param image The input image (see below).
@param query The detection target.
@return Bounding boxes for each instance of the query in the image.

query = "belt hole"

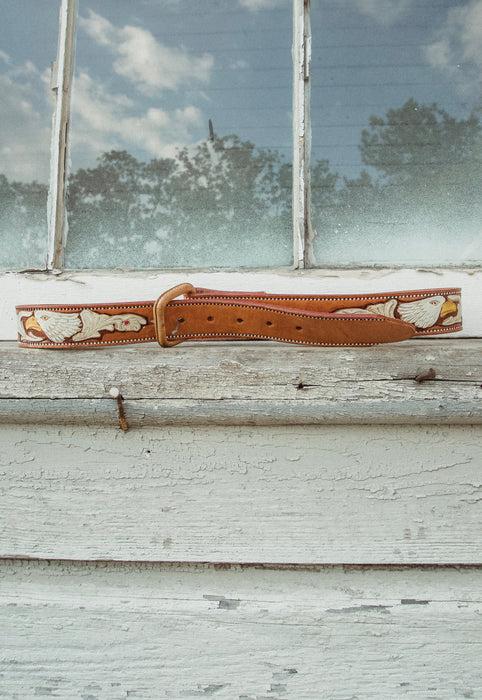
[296,326,302,331]
[178,317,184,323]
[237,318,244,323]
[207,316,214,322]
[266,321,273,326]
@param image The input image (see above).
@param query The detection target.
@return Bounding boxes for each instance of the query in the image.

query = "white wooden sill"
[2,267,481,339]
[1,339,481,427]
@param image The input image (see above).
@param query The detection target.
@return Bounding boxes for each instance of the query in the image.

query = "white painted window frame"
[292,0,311,269]
[48,0,77,272]
[46,0,313,271]
[0,0,480,340]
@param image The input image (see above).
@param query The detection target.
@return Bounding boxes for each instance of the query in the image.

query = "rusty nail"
[414,368,436,383]
[109,387,129,431]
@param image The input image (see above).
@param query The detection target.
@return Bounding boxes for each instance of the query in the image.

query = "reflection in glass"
[0,0,57,270]
[310,0,481,266]
[66,0,293,269]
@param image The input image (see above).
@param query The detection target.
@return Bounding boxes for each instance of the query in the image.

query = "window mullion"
[47,0,78,271]
[292,0,313,269]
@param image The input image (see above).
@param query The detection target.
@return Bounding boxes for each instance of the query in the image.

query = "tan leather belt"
[16,283,462,349]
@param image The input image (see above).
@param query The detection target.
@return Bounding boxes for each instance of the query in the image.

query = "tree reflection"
[312,99,482,264]
[0,175,47,269]
[66,135,292,267]
[1,100,480,269]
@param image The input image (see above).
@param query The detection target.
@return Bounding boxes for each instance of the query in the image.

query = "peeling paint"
[327,604,392,613]
[204,594,241,610]
[270,683,287,693]
[34,690,58,697]
[273,669,298,681]
[180,684,227,697]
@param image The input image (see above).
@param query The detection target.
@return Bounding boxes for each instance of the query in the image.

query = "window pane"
[65,0,293,269]
[0,0,56,270]
[310,0,481,266]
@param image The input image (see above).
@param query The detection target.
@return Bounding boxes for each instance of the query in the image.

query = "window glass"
[0,0,57,270]
[65,0,293,269]
[310,0,481,266]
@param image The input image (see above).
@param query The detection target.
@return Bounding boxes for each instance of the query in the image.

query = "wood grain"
[1,341,481,425]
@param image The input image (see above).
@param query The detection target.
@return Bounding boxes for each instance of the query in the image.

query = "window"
[309,0,482,267]
[65,0,294,269]
[0,0,480,339]
[0,0,60,270]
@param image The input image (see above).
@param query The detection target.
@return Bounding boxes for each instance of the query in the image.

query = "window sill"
[2,267,481,339]
[1,339,480,426]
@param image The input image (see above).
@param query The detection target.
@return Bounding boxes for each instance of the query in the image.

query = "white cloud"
[352,0,414,25]
[78,10,213,96]
[0,65,52,182]
[70,71,204,167]
[239,0,413,21]
[239,0,290,9]
[231,59,249,70]
[426,0,482,95]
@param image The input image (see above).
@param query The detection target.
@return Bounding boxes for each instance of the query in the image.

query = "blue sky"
[310,0,482,175]
[0,0,480,183]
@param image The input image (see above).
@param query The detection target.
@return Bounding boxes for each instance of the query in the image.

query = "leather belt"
[16,283,462,349]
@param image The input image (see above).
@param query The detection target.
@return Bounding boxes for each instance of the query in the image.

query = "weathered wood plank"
[0,560,481,699]
[3,340,479,398]
[1,341,481,425]
[1,394,481,426]
[1,423,481,563]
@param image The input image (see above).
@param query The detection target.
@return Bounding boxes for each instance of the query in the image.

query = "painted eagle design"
[332,295,458,330]
[397,296,447,329]
[23,310,82,343]
[19,309,147,343]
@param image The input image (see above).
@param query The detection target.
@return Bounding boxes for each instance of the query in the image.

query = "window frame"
[47,0,313,271]
[292,0,311,269]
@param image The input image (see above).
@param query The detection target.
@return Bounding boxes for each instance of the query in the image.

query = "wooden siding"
[1,422,481,564]
[1,561,481,699]
[1,341,481,698]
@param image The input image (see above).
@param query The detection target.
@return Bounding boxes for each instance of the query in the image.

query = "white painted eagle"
[397,296,449,329]
[23,310,81,343]
[333,295,457,330]
[20,308,148,343]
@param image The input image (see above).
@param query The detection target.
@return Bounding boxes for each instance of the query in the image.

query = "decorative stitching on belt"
[16,304,154,313]
[167,332,379,346]
[16,284,462,349]
[18,337,156,348]
[168,301,392,320]
[192,289,461,302]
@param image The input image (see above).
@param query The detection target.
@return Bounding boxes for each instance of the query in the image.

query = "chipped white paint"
[0,561,481,699]
[292,0,312,268]
[1,339,481,697]
[1,422,481,563]
[47,0,77,271]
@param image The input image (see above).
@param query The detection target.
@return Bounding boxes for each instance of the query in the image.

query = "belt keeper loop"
[154,283,195,347]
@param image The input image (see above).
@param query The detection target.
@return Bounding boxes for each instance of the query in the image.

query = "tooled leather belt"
[16,283,462,349]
